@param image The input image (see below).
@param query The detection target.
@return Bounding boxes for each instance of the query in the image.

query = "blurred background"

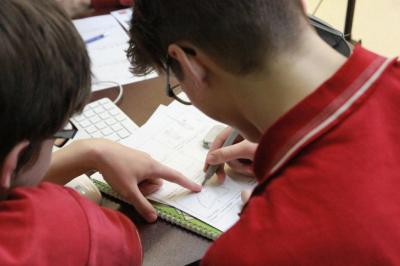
[306,0,400,57]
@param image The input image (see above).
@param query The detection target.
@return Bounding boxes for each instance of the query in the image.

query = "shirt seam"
[65,188,92,266]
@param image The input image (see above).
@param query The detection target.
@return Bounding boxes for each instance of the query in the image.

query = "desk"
[92,76,211,266]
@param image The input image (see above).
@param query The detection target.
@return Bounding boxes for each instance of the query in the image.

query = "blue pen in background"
[85,34,105,44]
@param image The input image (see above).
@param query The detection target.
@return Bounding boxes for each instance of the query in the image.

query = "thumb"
[206,141,254,165]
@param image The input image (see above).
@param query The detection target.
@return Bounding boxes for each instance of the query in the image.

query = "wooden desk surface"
[92,76,211,266]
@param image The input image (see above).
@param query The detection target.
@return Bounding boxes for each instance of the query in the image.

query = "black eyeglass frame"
[165,57,192,105]
[53,121,78,148]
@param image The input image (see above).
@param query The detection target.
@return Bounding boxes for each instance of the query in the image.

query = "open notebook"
[92,100,256,240]
[92,174,221,240]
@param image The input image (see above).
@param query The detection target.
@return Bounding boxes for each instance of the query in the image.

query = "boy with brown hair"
[128,0,400,265]
[0,0,199,264]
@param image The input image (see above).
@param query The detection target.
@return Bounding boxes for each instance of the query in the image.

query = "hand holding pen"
[203,127,258,185]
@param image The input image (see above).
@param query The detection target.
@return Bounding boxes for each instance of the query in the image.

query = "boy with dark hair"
[0,0,200,264]
[128,0,400,264]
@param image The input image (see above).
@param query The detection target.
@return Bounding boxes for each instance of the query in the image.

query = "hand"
[91,140,202,222]
[204,127,258,183]
[46,139,201,222]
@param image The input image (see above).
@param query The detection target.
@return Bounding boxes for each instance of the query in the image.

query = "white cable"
[92,80,124,104]
[312,0,324,16]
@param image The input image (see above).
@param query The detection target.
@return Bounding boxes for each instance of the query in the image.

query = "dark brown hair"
[0,0,91,170]
[128,0,307,77]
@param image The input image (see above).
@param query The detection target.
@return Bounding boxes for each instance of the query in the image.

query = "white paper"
[116,104,256,232]
[110,8,132,31]
[73,15,157,91]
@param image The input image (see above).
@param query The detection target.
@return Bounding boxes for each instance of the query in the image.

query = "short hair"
[0,0,91,170]
[128,0,308,77]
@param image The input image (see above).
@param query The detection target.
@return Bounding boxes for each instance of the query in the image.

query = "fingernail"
[195,183,202,192]
[147,212,158,223]
[206,153,216,163]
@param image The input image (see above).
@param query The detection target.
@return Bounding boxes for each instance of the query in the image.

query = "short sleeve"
[0,183,142,266]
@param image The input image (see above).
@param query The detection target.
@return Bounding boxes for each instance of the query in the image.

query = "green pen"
[202,130,240,185]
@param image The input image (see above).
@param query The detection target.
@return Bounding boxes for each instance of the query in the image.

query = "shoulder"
[0,182,141,266]
[201,183,347,265]
[202,195,291,265]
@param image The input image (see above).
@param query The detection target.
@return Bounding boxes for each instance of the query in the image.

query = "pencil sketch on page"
[121,104,256,231]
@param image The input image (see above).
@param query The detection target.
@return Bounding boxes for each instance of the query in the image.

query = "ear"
[0,141,29,190]
[300,0,307,13]
[167,44,207,91]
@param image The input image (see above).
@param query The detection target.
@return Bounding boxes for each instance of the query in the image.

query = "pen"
[85,34,105,44]
[202,129,240,185]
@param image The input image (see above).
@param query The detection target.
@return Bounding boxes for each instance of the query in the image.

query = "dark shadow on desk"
[108,196,210,266]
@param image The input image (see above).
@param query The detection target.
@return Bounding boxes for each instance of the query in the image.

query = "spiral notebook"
[90,101,256,240]
[92,174,222,240]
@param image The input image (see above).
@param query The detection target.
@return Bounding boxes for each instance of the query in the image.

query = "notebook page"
[110,8,132,31]
[120,105,256,232]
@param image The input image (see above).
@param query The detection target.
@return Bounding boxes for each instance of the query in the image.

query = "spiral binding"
[156,211,218,240]
[92,179,221,240]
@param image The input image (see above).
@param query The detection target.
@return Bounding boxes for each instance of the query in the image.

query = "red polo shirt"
[202,46,400,265]
[0,182,142,265]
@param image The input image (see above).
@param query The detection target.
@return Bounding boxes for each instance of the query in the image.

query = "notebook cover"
[92,178,222,240]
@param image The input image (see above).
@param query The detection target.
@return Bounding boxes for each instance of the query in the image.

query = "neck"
[229,29,347,142]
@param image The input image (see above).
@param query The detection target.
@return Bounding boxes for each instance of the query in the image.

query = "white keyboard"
[71,98,139,142]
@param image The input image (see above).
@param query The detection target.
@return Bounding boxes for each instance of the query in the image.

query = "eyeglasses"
[165,57,192,105]
[53,121,77,148]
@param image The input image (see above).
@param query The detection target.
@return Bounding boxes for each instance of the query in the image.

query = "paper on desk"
[73,15,157,91]
[118,104,256,232]
[110,8,132,31]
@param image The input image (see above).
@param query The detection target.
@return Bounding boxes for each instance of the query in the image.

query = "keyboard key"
[85,125,97,134]
[99,112,110,120]
[99,98,109,105]
[90,116,101,124]
[111,124,123,132]
[103,102,114,110]
[109,109,120,116]
[115,114,126,122]
[117,129,130,139]
[89,101,99,108]
[82,106,91,113]
[79,120,91,128]
[94,106,105,114]
[101,127,113,136]
[105,118,116,126]
[83,109,95,118]
[74,115,86,122]
[91,131,103,138]
[95,121,107,130]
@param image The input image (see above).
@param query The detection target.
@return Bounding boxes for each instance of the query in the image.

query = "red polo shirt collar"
[253,46,391,183]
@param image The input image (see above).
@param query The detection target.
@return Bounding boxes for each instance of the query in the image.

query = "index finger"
[152,163,202,192]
